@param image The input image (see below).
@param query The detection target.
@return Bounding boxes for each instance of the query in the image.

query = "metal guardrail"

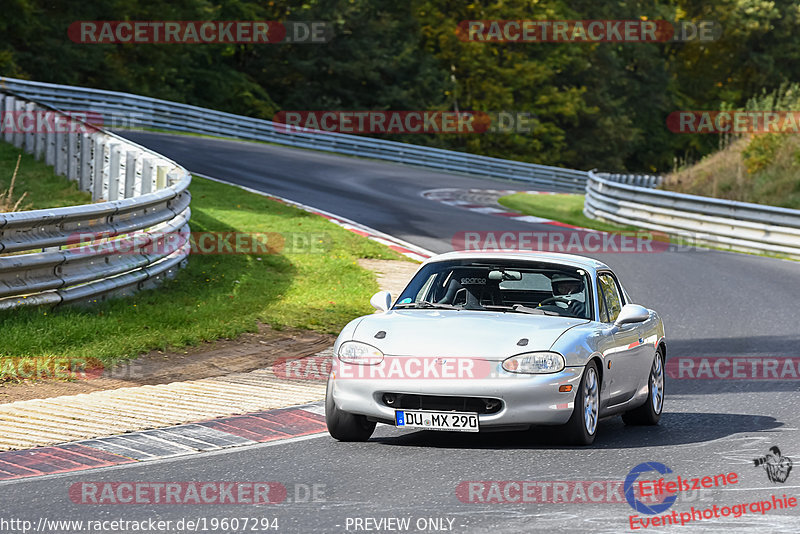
[585,171,800,258]
[0,77,588,193]
[0,89,191,310]
[598,173,663,188]
[5,77,797,262]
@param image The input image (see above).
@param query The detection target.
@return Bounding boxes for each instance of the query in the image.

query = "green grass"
[0,175,406,381]
[0,142,91,210]
[497,192,638,233]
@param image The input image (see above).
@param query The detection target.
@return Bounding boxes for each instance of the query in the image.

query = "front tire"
[564,361,600,446]
[325,377,376,442]
[622,349,664,426]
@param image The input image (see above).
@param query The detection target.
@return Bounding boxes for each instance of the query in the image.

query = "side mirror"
[370,290,392,312]
[614,304,650,327]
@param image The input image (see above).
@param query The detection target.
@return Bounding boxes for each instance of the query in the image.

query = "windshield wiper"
[482,304,561,316]
[394,300,461,310]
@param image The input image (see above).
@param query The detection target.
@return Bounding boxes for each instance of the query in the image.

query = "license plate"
[395,409,479,432]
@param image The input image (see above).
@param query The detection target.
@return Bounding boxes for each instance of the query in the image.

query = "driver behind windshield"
[547,273,587,318]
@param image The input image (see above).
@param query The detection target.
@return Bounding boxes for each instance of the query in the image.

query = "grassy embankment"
[662,84,800,209]
[0,141,405,381]
[662,136,800,209]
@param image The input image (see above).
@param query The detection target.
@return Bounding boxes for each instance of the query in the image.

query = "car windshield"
[394,259,592,320]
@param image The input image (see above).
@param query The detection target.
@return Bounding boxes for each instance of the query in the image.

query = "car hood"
[349,309,589,360]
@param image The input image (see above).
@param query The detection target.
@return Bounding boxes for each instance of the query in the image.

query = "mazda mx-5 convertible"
[325,251,666,445]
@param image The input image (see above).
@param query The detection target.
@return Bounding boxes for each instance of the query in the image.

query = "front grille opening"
[381,393,503,415]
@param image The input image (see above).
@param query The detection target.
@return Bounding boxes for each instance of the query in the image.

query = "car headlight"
[502,352,565,374]
[338,341,384,365]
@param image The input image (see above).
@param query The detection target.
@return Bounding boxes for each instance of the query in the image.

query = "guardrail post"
[92,135,105,200]
[44,128,56,166]
[166,168,184,187]
[79,132,92,191]
[156,164,168,190]
[1,96,11,143]
[34,112,46,160]
[124,151,137,198]
[108,144,122,200]
[13,98,24,148]
[67,132,79,181]
[54,130,67,176]
[23,102,36,154]
[141,158,154,194]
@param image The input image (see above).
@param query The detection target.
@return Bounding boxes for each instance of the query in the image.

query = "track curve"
[5,131,797,533]
[120,132,800,362]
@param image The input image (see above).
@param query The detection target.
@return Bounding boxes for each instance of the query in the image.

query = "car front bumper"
[329,363,585,428]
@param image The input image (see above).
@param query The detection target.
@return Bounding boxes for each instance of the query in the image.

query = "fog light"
[383,394,396,406]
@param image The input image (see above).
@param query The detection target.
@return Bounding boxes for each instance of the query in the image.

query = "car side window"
[598,274,622,323]
[598,281,609,323]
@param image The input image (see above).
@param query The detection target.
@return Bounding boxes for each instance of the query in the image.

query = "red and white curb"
[0,404,326,482]
[422,188,584,229]
[194,172,433,261]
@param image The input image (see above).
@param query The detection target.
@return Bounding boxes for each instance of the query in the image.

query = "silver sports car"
[325,251,666,445]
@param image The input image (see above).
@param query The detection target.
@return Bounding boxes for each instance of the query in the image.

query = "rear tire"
[564,361,599,446]
[325,377,376,442]
[622,349,664,426]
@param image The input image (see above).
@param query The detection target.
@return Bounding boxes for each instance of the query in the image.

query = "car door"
[597,272,642,407]
[618,280,661,392]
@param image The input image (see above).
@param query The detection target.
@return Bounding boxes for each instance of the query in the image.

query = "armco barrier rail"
[585,171,800,258]
[0,77,588,193]
[0,89,191,310]
[4,77,798,262]
[597,172,663,188]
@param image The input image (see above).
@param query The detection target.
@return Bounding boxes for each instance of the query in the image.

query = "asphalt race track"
[4,132,799,533]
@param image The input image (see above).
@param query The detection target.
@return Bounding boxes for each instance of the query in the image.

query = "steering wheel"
[538,296,571,306]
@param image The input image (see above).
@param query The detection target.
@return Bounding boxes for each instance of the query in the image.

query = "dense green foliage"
[2,0,799,173]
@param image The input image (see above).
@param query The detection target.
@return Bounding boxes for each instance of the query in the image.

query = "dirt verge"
[0,324,334,404]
